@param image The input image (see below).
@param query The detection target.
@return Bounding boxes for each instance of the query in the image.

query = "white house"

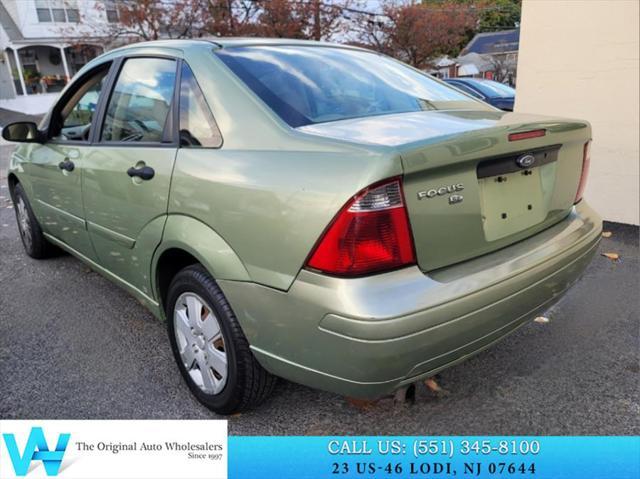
[0,0,124,99]
[429,53,495,80]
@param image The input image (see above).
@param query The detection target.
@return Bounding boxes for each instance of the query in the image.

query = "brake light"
[306,178,416,277]
[508,129,546,141]
[575,140,591,204]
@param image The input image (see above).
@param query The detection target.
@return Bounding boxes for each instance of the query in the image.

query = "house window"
[35,0,80,23]
[105,0,120,23]
[36,0,52,22]
[52,8,66,23]
[65,0,79,22]
[66,8,79,22]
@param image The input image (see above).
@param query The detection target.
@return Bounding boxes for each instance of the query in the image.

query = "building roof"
[433,55,456,68]
[462,29,519,55]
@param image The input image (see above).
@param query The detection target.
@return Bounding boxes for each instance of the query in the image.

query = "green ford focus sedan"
[3,39,601,414]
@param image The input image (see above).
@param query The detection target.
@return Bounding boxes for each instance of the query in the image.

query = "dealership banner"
[230,436,639,478]
[0,420,227,479]
[1,422,638,478]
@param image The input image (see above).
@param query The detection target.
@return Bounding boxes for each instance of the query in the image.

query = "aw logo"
[2,427,70,477]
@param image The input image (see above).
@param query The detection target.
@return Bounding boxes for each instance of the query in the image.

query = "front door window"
[50,67,109,142]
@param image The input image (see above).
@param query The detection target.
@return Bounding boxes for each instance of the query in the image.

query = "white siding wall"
[7,0,112,39]
[516,0,639,225]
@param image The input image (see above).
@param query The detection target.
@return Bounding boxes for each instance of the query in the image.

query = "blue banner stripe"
[229,436,640,479]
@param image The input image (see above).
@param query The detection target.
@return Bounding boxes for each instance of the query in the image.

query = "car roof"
[107,37,369,53]
[78,37,374,79]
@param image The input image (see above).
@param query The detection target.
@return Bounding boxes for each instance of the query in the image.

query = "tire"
[12,183,54,259]
[166,264,276,414]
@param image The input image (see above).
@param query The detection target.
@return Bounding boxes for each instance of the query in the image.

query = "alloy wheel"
[173,292,228,395]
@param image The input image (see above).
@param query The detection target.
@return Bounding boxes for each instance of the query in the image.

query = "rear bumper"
[219,202,602,398]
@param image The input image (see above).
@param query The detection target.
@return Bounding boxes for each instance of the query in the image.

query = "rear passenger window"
[101,57,177,143]
[179,63,222,148]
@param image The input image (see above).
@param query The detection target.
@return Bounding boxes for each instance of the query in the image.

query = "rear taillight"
[306,178,416,277]
[574,140,591,204]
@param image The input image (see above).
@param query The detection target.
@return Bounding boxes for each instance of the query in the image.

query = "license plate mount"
[478,167,549,242]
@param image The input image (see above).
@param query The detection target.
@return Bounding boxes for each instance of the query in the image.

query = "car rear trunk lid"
[298,109,591,272]
[398,111,590,271]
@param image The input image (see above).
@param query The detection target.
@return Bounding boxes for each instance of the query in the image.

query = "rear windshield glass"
[215,46,480,127]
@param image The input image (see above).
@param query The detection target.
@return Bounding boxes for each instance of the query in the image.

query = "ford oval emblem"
[516,154,536,168]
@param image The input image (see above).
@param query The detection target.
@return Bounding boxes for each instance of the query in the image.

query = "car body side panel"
[169,48,403,290]
[15,142,97,260]
[82,146,177,293]
[42,230,163,319]
[152,214,252,298]
[169,147,401,290]
[108,214,169,300]
[9,144,39,211]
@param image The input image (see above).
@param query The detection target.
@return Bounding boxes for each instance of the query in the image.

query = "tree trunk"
[313,0,321,41]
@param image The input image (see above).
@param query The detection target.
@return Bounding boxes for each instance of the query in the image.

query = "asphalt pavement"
[0,141,638,435]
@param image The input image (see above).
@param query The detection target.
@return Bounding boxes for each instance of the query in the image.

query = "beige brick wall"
[516,0,639,225]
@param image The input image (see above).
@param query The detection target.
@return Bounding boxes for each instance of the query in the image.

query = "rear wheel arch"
[152,215,251,310]
[155,248,200,311]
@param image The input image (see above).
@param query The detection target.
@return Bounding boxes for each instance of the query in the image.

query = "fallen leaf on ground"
[345,397,378,410]
[534,316,550,323]
[601,252,620,261]
[602,231,612,238]
[424,376,451,397]
[425,377,443,392]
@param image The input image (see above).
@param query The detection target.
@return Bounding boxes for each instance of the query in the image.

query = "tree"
[116,0,209,40]
[352,10,390,53]
[485,51,516,83]
[305,0,353,41]
[476,0,520,31]
[252,0,354,40]
[253,0,311,38]
[423,0,521,31]
[59,0,210,48]
[357,1,478,69]
[204,0,260,37]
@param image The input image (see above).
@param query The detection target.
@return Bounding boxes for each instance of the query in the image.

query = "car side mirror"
[1,121,44,143]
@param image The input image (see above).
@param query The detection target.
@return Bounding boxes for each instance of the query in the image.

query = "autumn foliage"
[360,1,478,69]
[106,0,355,42]
[71,1,516,71]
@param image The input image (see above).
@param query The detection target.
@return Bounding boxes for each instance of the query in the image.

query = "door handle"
[58,159,75,172]
[127,165,155,181]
